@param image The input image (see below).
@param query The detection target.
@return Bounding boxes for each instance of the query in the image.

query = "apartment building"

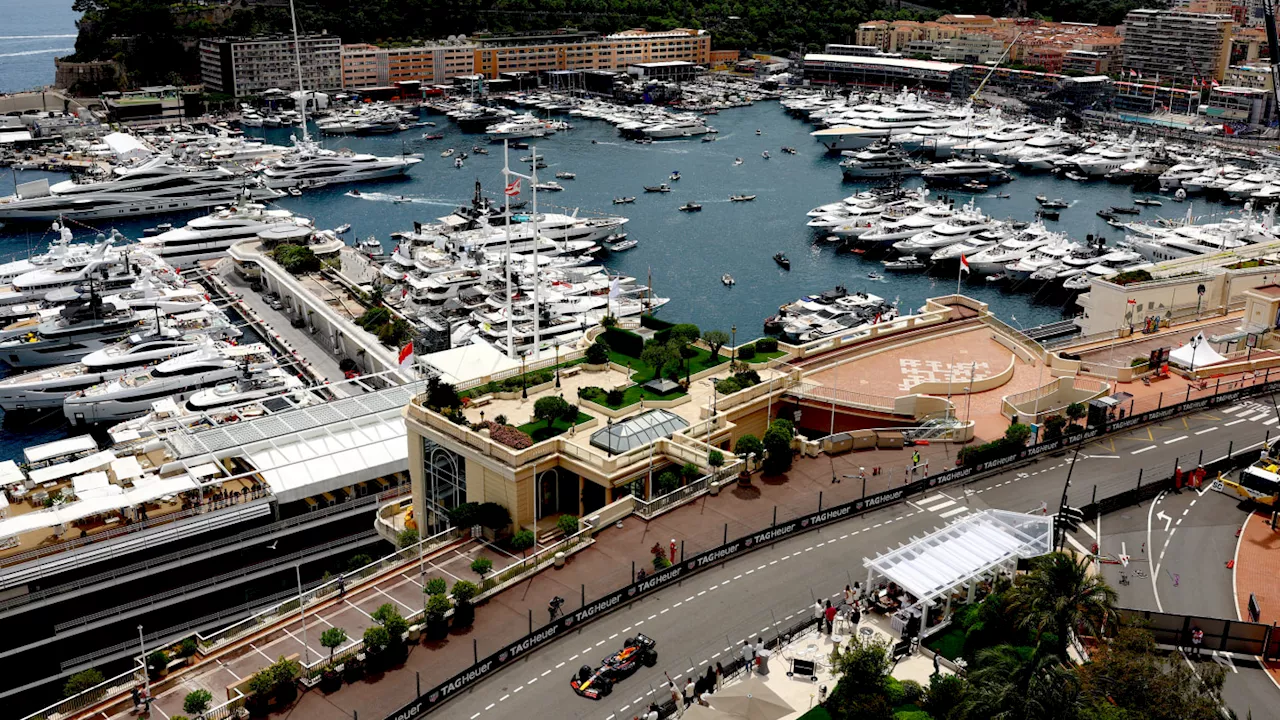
[1120,9,1233,83]
[1224,63,1274,90]
[1062,49,1112,74]
[340,29,710,89]
[200,35,341,97]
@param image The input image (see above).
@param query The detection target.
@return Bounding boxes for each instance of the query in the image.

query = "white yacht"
[892,203,998,254]
[920,158,1012,186]
[0,293,151,367]
[140,196,314,266]
[1159,159,1218,190]
[957,225,1052,274]
[1062,250,1151,290]
[1072,142,1144,177]
[994,119,1079,164]
[840,141,923,179]
[184,367,307,412]
[809,103,942,151]
[485,114,561,140]
[855,201,955,247]
[258,140,422,189]
[63,342,276,425]
[0,307,237,410]
[1004,235,1079,281]
[0,157,280,222]
[644,116,710,138]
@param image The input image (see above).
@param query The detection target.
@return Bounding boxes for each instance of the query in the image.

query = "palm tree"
[961,645,1081,720]
[1010,552,1118,659]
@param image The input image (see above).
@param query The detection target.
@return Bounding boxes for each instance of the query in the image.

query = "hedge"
[604,327,645,358]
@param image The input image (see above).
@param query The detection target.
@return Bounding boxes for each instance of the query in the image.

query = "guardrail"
[634,461,744,519]
[19,664,144,720]
[789,382,897,411]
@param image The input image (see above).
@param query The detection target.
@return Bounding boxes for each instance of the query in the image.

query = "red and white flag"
[1211,79,1220,87]
[1127,298,1137,305]
[398,340,415,371]
[1129,68,1137,77]
[960,255,970,274]
[505,179,521,196]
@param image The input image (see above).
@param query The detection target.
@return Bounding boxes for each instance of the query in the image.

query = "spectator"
[715,661,724,690]
[824,599,837,634]
[683,676,696,707]
[741,640,755,674]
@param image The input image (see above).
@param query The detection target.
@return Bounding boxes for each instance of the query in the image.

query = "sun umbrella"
[709,675,794,720]
[680,705,734,720]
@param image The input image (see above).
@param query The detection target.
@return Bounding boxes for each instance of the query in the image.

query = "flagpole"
[956,257,963,295]
[531,144,541,361]
[502,140,514,360]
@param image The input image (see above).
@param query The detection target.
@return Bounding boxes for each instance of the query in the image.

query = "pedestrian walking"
[337,575,346,599]
[741,640,754,674]
[670,538,677,563]
[824,600,836,635]
[1191,625,1204,658]
[715,662,724,690]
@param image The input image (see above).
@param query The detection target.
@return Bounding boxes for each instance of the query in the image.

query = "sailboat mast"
[287,0,309,142]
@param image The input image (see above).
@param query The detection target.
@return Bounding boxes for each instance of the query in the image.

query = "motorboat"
[1134,198,1163,206]
[0,292,150,367]
[762,151,771,159]
[608,239,637,251]
[891,201,996,254]
[1064,171,1089,181]
[614,196,636,204]
[1036,210,1059,221]
[730,195,757,202]
[63,342,277,425]
[773,253,791,269]
[555,172,576,180]
[184,367,307,413]
[441,148,456,158]
[259,139,421,189]
[1109,206,1140,215]
[722,274,735,286]
[678,203,702,212]
[882,255,926,271]
[533,181,564,192]
[1037,198,1070,209]
[334,223,351,234]
[920,158,1011,187]
[0,157,281,222]
[644,184,672,193]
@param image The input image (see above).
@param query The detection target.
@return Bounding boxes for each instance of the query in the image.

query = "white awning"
[28,451,117,485]
[1168,332,1227,369]
[0,472,197,539]
[110,455,144,482]
[187,462,223,480]
[0,461,23,488]
[421,340,520,386]
[24,436,98,465]
[72,471,111,496]
[864,509,1053,605]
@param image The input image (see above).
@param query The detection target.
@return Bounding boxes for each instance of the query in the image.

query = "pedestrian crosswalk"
[916,494,972,522]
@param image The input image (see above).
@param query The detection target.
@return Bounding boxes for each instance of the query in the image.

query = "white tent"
[102,132,152,163]
[421,340,521,386]
[1168,332,1227,369]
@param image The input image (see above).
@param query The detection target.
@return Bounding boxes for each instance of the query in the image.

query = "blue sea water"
[0,99,1254,459]
[0,0,79,93]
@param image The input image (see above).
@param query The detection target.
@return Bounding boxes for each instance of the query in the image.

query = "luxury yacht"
[258,140,422,189]
[0,157,280,222]
[891,202,998,254]
[1159,159,1218,190]
[854,201,956,247]
[958,225,1053,274]
[840,141,924,179]
[920,158,1012,186]
[0,292,151,367]
[63,342,277,425]
[140,196,315,266]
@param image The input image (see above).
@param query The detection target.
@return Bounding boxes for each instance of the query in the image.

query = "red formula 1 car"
[569,634,658,699]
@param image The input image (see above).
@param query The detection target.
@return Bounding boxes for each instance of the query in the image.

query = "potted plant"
[511,529,535,558]
[451,580,479,628]
[425,593,452,641]
[146,650,169,680]
[372,604,410,664]
[183,689,212,718]
[342,654,364,683]
[319,627,347,691]
[244,668,275,717]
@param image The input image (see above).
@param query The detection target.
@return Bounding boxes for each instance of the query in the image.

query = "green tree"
[708,449,725,469]
[924,672,968,719]
[470,557,493,578]
[271,243,320,274]
[362,625,391,653]
[762,420,794,474]
[476,501,512,532]
[426,592,452,620]
[656,469,681,495]
[586,340,610,365]
[640,339,676,381]
[511,529,535,556]
[146,650,169,676]
[671,323,701,345]
[1010,552,1119,660]
[1065,402,1086,425]
[827,633,894,720]
[1044,415,1067,441]
[715,377,741,395]
[1077,627,1226,720]
[320,627,348,664]
[557,514,579,536]
[183,688,213,716]
[424,577,448,596]
[734,434,764,460]
[1005,422,1033,446]
[961,645,1081,720]
[702,329,729,360]
[396,527,419,549]
[451,579,480,605]
[63,668,105,698]
[533,395,571,429]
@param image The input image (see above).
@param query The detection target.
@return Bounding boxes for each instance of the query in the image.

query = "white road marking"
[1157,511,1173,532]
[1132,445,1157,455]
[938,507,969,519]
[924,499,956,511]
[1194,427,1218,435]
[1226,418,1249,427]
[1164,435,1188,445]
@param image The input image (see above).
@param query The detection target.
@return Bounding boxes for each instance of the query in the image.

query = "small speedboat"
[345,190,362,198]
[702,136,716,143]
[1174,188,1187,201]
[459,152,468,160]
[511,141,529,149]
[679,203,702,212]
[883,255,925,271]
[644,184,671,193]
[1109,205,1140,215]
[334,224,351,234]
[733,158,744,166]
[1134,197,1162,206]
[1041,199,1069,209]
[609,239,637,251]
[867,271,883,280]
[1096,210,1116,220]
[995,193,1010,198]
[614,196,636,204]
[555,171,576,180]
[605,233,628,243]
[358,237,381,254]
[722,273,735,286]
[534,181,564,192]
[782,146,797,155]
[773,252,790,269]
[986,272,1007,284]
[1036,210,1060,221]
[730,194,757,202]
[756,129,762,135]
[669,171,681,181]
[761,151,771,159]
[423,133,444,140]
[441,148,455,157]
[287,187,302,197]
[472,146,489,155]
[1065,171,1088,181]
[961,181,988,192]
[454,157,464,168]
[1035,195,1047,203]
[423,121,436,126]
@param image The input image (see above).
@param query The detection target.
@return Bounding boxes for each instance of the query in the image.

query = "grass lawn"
[460,358,585,399]
[517,412,593,442]
[608,347,729,383]
[580,385,686,410]
[742,349,787,364]
[796,707,832,720]
[923,625,966,661]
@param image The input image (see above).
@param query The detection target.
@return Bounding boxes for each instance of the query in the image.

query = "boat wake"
[344,192,460,207]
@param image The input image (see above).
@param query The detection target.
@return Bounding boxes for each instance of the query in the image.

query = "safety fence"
[1118,608,1279,661]
[384,373,1280,720]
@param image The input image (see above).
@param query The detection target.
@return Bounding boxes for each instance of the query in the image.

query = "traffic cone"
[1226,560,1235,569]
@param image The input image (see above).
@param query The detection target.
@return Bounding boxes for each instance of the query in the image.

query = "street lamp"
[731,325,737,365]
[521,353,528,399]
[554,341,561,388]
[1189,334,1203,374]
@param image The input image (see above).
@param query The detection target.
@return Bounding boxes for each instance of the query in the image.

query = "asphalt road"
[431,394,1280,720]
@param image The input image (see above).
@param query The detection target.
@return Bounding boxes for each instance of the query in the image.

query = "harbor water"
[0,100,1256,458]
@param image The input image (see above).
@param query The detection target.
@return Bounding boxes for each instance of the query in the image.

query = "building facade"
[200,35,341,97]
[1120,9,1232,83]
[803,54,967,96]
[339,29,710,89]
[1062,49,1112,74]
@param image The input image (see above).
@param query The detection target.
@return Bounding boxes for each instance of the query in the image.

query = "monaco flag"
[505,179,521,196]
[398,340,415,371]
[960,255,970,274]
